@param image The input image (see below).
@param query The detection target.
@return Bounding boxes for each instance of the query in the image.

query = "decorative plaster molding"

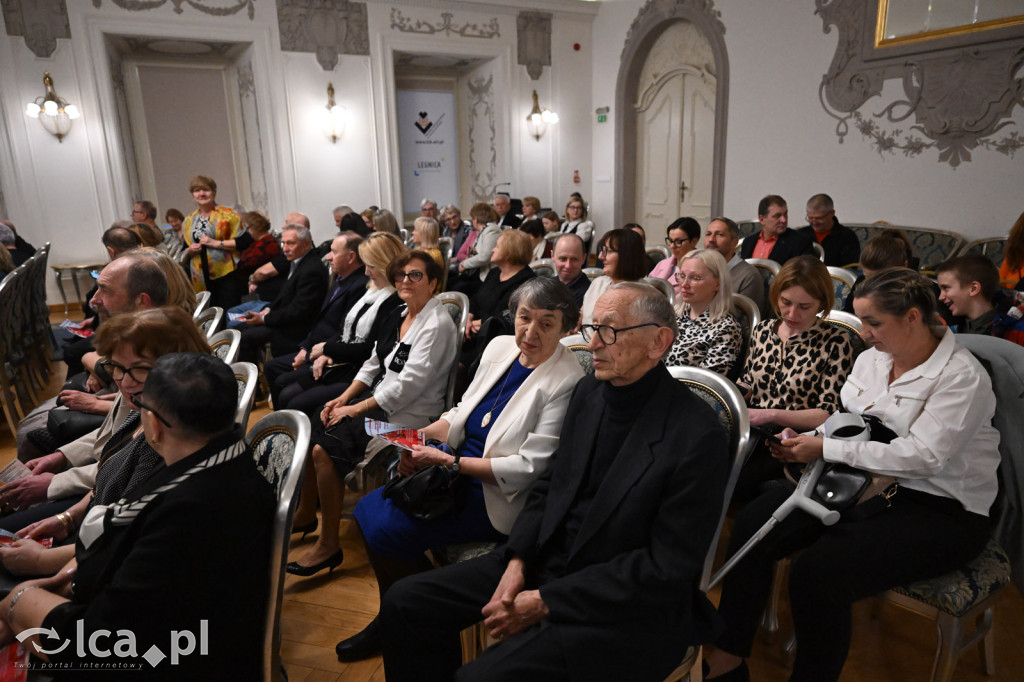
[91,0,255,19]
[277,0,369,71]
[623,0,723,62]
[467,74,497,202]
[106,50,143,202]
[517,11,551,81]
[615,0,729,228]
[817,0,1024,167]
[236,57,268,211]
[390,9,500,40]
[2,0,71,58]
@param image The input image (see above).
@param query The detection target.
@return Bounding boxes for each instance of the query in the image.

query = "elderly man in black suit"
[740,194,815,265]
[379,282,729,682]
[263,231,369,405]
[237,223,328,364]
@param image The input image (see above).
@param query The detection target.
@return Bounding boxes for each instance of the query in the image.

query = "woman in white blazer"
[335,277,585,662]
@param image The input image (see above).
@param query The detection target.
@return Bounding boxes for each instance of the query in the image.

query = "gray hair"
[806,193,834,213]
[0,222,14,247]
[608,281,678,342]
[710,216,740,239]
[508,277,580,333]
[420,198,437,209]
[333,205,353,217]
[676,248,733,321]
[283,224,312,243]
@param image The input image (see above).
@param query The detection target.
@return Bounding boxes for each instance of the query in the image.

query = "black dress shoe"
[703,659,749,682]
[291,519,318,539]
[336,617,381,662]
[286,549,343,577]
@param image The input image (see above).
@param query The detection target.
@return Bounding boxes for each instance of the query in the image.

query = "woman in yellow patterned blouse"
[183,174,243,308]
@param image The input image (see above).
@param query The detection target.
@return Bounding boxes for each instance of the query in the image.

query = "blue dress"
[355,359,534,560]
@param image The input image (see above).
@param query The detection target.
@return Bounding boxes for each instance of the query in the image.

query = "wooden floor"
[1,323,1022,681]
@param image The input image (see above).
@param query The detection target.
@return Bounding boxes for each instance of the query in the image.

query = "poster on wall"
[397,90,459,214]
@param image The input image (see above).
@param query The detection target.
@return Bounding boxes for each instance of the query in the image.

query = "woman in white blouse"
[665,248,743,376]
[287,251,457,578]
[559,196,594,246]
[704,267,999,682]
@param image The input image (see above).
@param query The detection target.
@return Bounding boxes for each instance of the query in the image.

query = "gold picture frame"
[875,0,1024,47]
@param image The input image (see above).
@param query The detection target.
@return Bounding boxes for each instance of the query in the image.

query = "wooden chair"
[642,276,675,306]
[194,290,212,318]
[811,242,825,262]
[647,245,671,265]
[529,258,556,278]
[559,333,593,375]
[745,258,780,298]
[826,266,858,310]
[231,361,258,434]
[195,306,224,339]
[245,409,311,682]
[583,267,604,281]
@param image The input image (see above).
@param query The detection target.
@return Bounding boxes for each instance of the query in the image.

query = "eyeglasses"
[672,272,711,284]
[130,391,173,428]
[568,205,583,211]
[131,208,146,215]
[665,237,693,248]
[806,213,833,224]
[598,245,617,257]
[100,359,153,383]
[580,322,661,345]
[393,270,426,283]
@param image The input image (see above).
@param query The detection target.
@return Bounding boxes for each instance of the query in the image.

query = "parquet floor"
[2,316,1022,680]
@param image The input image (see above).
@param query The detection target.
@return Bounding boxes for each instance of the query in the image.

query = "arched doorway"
[614,0,729,229]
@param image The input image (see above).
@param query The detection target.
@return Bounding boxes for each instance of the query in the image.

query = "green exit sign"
[597,114,607,123]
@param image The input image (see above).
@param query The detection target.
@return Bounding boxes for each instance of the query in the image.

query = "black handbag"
[380,460,467,522]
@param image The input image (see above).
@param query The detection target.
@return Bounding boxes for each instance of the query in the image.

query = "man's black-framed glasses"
[580,322,661,345]
[131,391,173,428]
[99,359,153,383]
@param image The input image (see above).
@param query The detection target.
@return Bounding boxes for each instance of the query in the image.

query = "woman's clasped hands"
[768,428,825,464]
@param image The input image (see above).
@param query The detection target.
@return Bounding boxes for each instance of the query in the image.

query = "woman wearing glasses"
[0,353,273,679]
[288,251,458,577]
[0,307,211,575]
[581,228,649,325]
[649,217,701,297]
[333,278,585,662]
[559,196,594,247]
[666,249,743,377]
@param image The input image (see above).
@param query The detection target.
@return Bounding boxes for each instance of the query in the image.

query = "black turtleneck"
[540,364,667,578]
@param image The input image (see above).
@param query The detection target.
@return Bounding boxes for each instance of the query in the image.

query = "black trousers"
[714,484,990,682]
[236,325,299,365]
[381,551,571,682]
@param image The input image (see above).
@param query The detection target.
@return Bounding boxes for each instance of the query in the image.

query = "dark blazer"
[796,220,861,267]
[323,292,403,364]
[740,228,815,265]
[296,269,370,351]
[506,366,729,679]
[445,220,473,258]
[263,252,329,340]
[496,212,521,229]
[44,438,274,681]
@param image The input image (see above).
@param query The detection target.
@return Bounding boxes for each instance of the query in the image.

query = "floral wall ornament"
[466,74,497,202]
[816,0,1024,168]
[390,9,500,40]
[517,11,552,81]
[91,0,255,19]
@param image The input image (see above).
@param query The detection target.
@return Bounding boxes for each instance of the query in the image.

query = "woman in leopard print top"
[666,249,743,376]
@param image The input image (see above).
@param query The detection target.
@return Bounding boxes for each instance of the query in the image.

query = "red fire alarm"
[573,170,580,184]
[573,43,581,51]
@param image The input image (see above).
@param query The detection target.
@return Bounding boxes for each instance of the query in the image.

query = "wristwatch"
[449,452,461,473]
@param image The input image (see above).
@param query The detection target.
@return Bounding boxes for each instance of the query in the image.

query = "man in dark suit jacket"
[740,194,815,265]
[796,193,861,267]
[237,224,329,363]
[379,283,729,682]
[494,193,522,229]
[264,232,369,405]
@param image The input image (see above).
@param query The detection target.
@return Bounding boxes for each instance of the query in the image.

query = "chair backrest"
[231,361,259,432]
[736,221,761,241]
[244,410,311,682]
[529,258,556,278]
[195,306,224,339]
[193,290,211,318]
[745,258,780,296]
[811,242,825,262]
[399,228,413,248]
[209,328,242,364]
[729,293,761,380]
[647,245,671,264]
[959,237,1007,266]
[582,267,604,281]
[667,365,752,589]
[438,237,454,291]
[820,310,868,360]
[435,291,469,410]
[827,266,858,310]
[641,276,675,306]
[559,333,593,375]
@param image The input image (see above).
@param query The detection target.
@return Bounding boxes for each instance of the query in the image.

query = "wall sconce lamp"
[526,90,559,141]
[322,82,346,143]
[25,72,80,143]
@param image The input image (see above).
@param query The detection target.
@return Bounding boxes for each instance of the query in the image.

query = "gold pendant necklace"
[481,361,517,428]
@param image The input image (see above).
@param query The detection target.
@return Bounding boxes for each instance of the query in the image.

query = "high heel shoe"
[286,549,344,577]
[291,519,318,539]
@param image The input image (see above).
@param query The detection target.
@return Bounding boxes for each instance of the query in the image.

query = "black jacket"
[740,228,815,265]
